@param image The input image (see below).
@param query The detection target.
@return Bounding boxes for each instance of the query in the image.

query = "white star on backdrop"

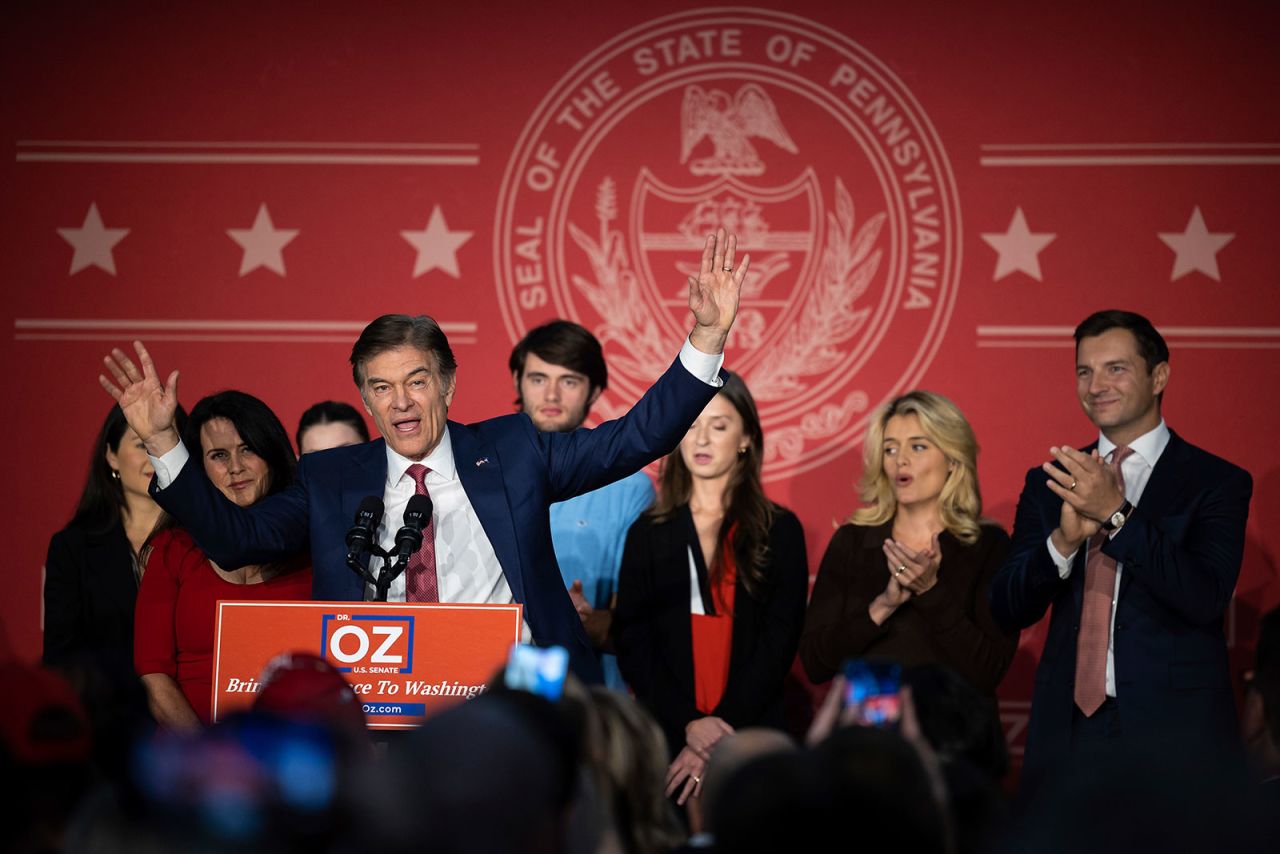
[1158,207,1233,282]
[981,208,1056,282]
[401,206,472,278]
[227,203,299,276]
[57,203,130,275]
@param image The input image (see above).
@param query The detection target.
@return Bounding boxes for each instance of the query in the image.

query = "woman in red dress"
[135,390,311,729]
[614,373,808,811]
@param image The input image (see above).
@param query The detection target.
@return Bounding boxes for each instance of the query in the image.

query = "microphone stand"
[373,553,410,603]
[347,546,414,602]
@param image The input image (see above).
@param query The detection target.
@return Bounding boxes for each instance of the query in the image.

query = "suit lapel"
[1117,430,1190,599]
[680,505,717,615]
[340,440,389,587]
[451,422,527,604]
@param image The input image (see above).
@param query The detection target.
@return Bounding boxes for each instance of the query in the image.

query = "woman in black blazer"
[44,404,181,669]
[614,373,808,809]
[799,391,1015,696]
[43,404,186,769]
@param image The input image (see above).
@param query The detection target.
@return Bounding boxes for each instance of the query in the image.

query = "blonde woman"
[799,391,1015,696]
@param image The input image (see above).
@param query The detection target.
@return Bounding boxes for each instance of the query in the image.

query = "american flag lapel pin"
[475,457,490,467]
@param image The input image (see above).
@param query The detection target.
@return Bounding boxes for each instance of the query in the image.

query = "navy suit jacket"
[151,356,722,682]
[990,430,1252,788]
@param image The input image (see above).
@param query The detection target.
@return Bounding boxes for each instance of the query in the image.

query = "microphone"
[345,496,384,563]
[393,494,433,562]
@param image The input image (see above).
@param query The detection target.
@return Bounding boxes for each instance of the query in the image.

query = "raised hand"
[687,227,750,354]
[99,341,182,456]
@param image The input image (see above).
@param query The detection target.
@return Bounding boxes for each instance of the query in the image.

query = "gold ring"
[1069,479,1077,491]
[692,774,702,784]
[895,566,906,576]
[722,266,733,272]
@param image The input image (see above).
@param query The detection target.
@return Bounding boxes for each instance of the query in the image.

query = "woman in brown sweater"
[799,391,1016,695]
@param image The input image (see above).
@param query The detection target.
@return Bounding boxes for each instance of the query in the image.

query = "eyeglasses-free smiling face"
[1075,327,1168,444]
[882,413,951,510]
[200,417,272,507]
[360,345,457,461]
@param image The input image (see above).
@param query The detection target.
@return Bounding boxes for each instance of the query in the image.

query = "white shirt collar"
[384,424,457,487]
[1098,419,1170,469]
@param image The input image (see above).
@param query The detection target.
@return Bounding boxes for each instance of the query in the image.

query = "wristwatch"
[1101,499,1133,532]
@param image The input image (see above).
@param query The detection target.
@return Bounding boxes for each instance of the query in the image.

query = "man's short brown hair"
[350,314,457,387]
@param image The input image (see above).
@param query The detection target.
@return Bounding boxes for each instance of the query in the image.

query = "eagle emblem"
[680,84,798,176]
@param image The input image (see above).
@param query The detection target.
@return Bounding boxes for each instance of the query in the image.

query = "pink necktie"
[1074,446,1134,716]
[404,464,439,602]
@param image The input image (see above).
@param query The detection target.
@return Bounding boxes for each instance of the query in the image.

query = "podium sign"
[212,600,523,729]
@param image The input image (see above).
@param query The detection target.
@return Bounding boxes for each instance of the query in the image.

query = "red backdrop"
[4,1,1279,760]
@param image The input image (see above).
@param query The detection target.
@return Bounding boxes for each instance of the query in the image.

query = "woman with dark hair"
[799,391,1015,696]
[44,404,188,683]
[134,390,311,729]
[295,400,370,455]
[613,373,808,810]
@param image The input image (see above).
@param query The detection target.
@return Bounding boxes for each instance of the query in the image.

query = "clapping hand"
[882,534,942,596]
[1044,446,1119,554]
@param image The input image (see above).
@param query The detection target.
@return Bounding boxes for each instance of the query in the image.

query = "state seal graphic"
[495,8,961,481]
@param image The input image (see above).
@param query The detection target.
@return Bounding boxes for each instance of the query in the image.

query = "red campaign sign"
[212,601,522,729]
[8,4,1279,767]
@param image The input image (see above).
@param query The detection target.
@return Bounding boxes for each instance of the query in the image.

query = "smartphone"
[503,643,569,701]
[842,658,902,727]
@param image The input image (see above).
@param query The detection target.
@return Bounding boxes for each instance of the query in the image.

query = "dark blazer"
[990,430,1252,788]
[43,520,139,673]
[799,521,1015,696]
[613,505,808,756]
[150,356,721,683]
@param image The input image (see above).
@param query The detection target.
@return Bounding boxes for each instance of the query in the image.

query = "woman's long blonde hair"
[850,390,983,544]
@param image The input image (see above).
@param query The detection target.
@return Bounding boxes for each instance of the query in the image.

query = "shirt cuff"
[149,441,190,490]
[679,337,725,387]
[1046,534,1077,580]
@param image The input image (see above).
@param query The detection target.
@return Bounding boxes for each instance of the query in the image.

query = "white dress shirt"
[1047,420,1170,697]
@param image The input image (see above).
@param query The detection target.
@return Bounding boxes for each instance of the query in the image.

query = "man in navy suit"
[101,230,751,683]
[990,309,1252,798]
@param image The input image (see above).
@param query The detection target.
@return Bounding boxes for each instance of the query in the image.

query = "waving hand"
[99,341,182,456]
[687,228,750,354]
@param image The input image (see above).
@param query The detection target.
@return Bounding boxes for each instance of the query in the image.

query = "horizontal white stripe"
[15,332,478,344]
[977,340,1280,350]
[977,326,1280,338]
[16,318,478,333]
[981,155,1280,166]
[19,140,478,150]
[17,152,478,165]
[980,143,1280,151]
[976,340,1074,348]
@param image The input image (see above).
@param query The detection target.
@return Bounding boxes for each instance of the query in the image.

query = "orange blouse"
[691,538,737,715]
